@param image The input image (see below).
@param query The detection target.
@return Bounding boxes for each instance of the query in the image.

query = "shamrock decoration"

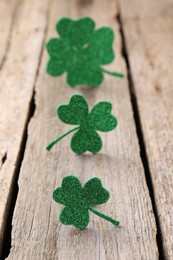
[46,17,124,87]
[53,175,120,229]
[46,94,118,154]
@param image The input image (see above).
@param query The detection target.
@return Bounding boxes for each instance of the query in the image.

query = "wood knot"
[78,0,93,7]
[155,85,161,93]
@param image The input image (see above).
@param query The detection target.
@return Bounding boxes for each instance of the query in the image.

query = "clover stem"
[102,68,124,78]
[46,126,80,151]
[89,207,120,227]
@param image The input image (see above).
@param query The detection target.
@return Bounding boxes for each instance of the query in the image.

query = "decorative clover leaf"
[46,17,124,87]
[53,175,120,229]
[46,94,118,154]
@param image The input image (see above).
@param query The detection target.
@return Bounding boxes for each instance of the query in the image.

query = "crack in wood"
[0,91,36,259]
[0,152,7,170]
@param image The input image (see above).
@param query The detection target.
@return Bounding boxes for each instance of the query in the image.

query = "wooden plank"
[0,0,18,67]
[119,0,173,258]
[119,0,173,19]
[7,0,159,259]
[0,0,49,254]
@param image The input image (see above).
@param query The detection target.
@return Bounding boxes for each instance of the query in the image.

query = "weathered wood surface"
[119,0,173,258]
[6,0,159,259]
[0,0,49,254]
[0,0,17,68]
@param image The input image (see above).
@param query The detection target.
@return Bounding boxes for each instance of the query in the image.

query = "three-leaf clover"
[53,175,120,229]
[46,17,124,87]
[46,94,118,154]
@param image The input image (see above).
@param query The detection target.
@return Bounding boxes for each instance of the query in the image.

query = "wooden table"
[0,0,173,259]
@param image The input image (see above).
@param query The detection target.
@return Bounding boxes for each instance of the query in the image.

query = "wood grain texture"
[6,0,159,259]
[119,0,173,258]
[0,0,18,68]
[0,0,49,254]
[119,0,173,19]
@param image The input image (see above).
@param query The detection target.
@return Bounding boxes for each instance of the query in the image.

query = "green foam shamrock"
[46,17,124,87]
[53,175,120,229]
[46,94,118,154]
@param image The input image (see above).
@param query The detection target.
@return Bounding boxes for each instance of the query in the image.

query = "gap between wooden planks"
[0,0,50,255]
[119,0,173,258]
[5,0,159,259]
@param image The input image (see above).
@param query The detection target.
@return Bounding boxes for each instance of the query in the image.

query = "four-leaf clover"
[46,94,118,154]
[46,17,124,87]
[53,175,120,229]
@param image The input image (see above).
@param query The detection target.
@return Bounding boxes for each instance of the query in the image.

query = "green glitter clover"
[46,94,118,154]
[53,175,120,229]
[46,17,124,87]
